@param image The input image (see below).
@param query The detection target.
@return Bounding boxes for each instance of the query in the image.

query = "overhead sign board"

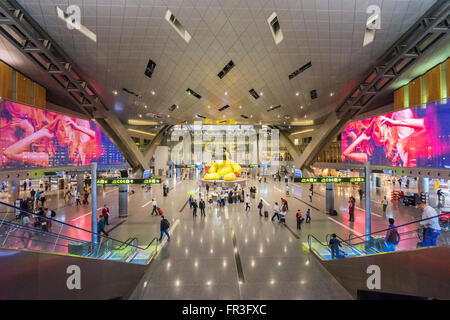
[299,177,365,183]
[87,178,162,185]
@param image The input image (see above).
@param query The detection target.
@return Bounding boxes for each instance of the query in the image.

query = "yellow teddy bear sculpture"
[204,153,242,181]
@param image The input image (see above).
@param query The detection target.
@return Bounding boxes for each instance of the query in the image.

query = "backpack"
[387,228,400,244]
[163,219,170,229]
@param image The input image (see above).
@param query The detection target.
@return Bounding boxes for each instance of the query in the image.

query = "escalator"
[0,201,161,299]
[307,214,450,299]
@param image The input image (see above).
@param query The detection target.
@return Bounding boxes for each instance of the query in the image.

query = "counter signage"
[88,178,162,185]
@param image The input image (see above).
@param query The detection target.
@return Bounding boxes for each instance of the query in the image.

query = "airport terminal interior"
[0,0,449,301]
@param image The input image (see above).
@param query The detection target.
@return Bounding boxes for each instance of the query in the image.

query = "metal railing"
[308,212,449,260]
[0,201,161,264]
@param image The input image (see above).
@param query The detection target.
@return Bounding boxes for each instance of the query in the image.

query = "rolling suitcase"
[264,210,268,218]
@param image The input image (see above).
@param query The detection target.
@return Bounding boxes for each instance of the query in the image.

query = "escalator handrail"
[325,233,366,255]
[346,212,448,244]
[307,234,332,252]
[0,220,92,245]
[0,201,157,251]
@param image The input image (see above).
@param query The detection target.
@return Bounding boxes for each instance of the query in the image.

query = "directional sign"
[299,177,365,183]
[87,178,162,185]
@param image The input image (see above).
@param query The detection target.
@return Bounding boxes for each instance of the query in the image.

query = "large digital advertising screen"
[341,100,450,168]
[0,100,124,170]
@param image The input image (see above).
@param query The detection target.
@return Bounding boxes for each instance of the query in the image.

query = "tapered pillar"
[118,184,128,218]
[364,162,371,242]
[325,183,334,215]
[91,163,98,244]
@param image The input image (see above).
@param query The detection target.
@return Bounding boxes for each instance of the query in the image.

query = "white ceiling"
[14,0,438,127]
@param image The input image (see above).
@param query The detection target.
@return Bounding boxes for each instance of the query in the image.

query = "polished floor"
[2,177,447,299]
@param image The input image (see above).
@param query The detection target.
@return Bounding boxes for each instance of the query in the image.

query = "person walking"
[199,199,206,216]
[75,193,81,206]
[309,190,313,202]
[39,192,46,207]
[206,184,209,195]
[309,183,314,196]
[279,207,287,223]
[328,234,342,259]
[192,199,198,217]
[159,216,171,242]
[348,197,355,222]
[257,199,263,217]
[381,196,389,215]
[384,218,400,252]
[271,202,280,221]
[151,199,158,215]
[358,188,364,202]
[97,215,109,237]
[245,194,251,211]
[296,210,304,230]
[102,204,110,225]
[417,200,441,247]
[305,208,311,223]
[281,197,288,211]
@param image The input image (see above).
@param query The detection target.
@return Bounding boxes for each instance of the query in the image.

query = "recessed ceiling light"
[250,115,253,118]
[160,121,163,124]
[112,90,118,95]
[138,114,142,118]
[151,91,155,95]
[300,106,304,109]
[260,92,263,96]
[208,105,210,109]
[296,92,299,96]
[239,105,242,109]
[225,92,228,95]
[144,105,148,109]
[330,92,334,96]
[167,115,170,118]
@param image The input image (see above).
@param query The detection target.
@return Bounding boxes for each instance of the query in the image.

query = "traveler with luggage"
[258,200,263,217]
[279,207,287,224]
[271,202,280,221]
[159,215,171,242]
[151,199,158,215]
[384,218,400,252]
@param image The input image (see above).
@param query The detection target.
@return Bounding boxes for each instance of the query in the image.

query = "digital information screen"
[0,100,124,170]
[299,177,365,183]
[341,100,450,168]
[92,178,162,185]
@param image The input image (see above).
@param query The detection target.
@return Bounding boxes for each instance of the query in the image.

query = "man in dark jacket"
[159,216,170,241]
[192,199,198,217]
[328,234,342,259]
[199,199,206,216]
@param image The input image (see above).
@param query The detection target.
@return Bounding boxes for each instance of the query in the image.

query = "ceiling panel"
[2,0,437,129]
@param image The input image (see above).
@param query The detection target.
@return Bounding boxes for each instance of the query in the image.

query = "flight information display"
[0,100,124,170]
[341,100,450,168]
[299,177,365,183]
[93,178,161,185]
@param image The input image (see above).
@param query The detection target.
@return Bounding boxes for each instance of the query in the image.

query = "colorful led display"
[299,177,365,183]
[341,100,450,168]
[0,100,124,170]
